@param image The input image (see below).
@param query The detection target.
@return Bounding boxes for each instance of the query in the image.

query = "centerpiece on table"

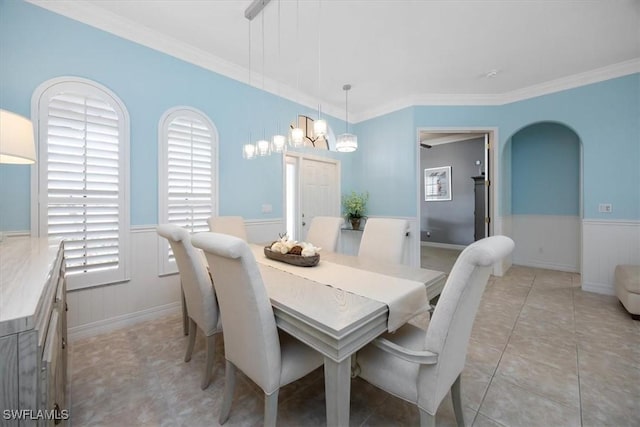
[342,191,369,230]
[264,234,321,267]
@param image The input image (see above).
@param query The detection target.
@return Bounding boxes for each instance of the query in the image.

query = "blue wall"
[511,123,580,216]
[351,75,639,220]
[1,0,638,231]
[0,0,346,230]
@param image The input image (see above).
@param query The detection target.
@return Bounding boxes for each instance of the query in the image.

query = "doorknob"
[302,222,306,226]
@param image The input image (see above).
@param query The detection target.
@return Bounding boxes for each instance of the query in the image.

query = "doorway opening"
[416,128,498,273]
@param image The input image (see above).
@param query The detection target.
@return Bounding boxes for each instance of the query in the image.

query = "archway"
[503,121,582,273]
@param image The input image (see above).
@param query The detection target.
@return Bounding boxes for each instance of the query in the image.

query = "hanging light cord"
[345,86,349,133]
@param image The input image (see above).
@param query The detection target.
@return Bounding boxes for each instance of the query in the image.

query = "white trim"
[582,219,640,226]
[420,241,466,251]
[31,76,131,290]
[512,259,579,274]
[582,282,616,296]
[352,59,640,123]
[68,301,181,342]
[25,2,640,124]
[157,106,219,276]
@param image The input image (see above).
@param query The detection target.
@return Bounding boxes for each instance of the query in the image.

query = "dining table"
[249,244,446,427]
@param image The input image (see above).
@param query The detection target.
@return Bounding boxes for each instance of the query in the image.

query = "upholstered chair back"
[156,224,219,336]
[208,216,248,242]
[417,235,514,414]
[358,218,409,264]
[305,216,344,252]
[192,232,282,395]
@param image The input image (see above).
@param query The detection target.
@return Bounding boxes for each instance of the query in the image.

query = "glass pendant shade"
[313,119,327,138]
[336,133,358,153]
[242,143,256,159]
[272,134,286,153]
[256,139,271,156]
[290,127,304,147]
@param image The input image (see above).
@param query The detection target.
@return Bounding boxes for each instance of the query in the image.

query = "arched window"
[158,107,218,274]
[32,77,130,290]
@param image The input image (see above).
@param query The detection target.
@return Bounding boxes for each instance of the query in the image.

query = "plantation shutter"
[37,80,129,289]
[167,116,214,232]
[158,109,217,275]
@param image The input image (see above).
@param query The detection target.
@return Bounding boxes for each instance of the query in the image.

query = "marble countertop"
[0,236,61,336]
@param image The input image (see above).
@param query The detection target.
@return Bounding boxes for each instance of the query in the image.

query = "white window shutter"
[158,108,218,275]
[34,79,130,289]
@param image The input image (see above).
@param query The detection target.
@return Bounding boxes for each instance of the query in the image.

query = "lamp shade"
[336,133,358,153]
[242,143,256,159]
[313,119,327,138]
[290,127,304,147]
[256,139,271,156]
[272,134,286,153]
[0,110,36,164]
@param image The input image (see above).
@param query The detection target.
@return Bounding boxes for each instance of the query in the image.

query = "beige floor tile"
[479,377,580,427]
[494,352,580,408]
[66,263,636,427]
[503,331,578,374]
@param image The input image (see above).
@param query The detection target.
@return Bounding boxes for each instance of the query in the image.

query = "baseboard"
[68,301,181,342]
[421,241,466,251]
[512,258,579,273]
[582,281,616,296]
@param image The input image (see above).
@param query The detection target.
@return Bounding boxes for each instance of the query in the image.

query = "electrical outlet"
[598,203,612,213]
[261,204,272,214]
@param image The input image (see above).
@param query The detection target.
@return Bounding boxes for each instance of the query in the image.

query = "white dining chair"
[191,232,324,427]
[207,215,248,241]
[305,216,344,252]
[355,235,514,427]
[358,218,409,264]
[156,224,222,390]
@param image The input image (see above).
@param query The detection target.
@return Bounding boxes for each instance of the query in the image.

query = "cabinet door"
[40,310,65,426]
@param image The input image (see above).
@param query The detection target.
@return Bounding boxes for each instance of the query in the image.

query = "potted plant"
[342,191,369,230]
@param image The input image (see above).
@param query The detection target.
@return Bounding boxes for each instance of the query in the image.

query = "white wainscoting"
[511,215,581,273]
[582,220,640,295]
[68,219,284,341]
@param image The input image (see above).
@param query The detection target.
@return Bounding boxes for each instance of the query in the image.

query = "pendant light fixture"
[336,84,357,153]
[242,20,256,159]
[313,0,327,139]
[289,0,304,147]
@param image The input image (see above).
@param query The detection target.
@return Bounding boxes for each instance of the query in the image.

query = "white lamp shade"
[313,119,327,138]
[290,127,304,147]
[242,143,256,159]
[0,110,36,164]
[256,139,271,156]
[336,133,358,152]
[272,134,286,153]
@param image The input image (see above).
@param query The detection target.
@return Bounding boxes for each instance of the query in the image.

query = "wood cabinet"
[0,238,67,426]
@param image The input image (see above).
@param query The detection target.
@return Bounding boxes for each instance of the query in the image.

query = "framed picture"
[424,166,452,201]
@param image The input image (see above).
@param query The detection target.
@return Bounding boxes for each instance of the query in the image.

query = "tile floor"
[68,265,640,426]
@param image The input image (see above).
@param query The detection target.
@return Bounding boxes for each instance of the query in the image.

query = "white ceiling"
[29,0,640,122]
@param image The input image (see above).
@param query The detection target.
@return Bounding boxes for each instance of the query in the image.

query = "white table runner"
[251,245,428,332]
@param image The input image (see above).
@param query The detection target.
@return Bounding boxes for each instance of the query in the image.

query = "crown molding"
[27,1,640,125]
[353,59,640,123]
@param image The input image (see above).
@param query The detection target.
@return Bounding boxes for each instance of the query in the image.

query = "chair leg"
[264,389,279,427]
[201,334,216,390]
[219,361,236,425]
[184,318,197,362]
[451,374,464,427]
[181,285,188,336]
[419,408,435,427]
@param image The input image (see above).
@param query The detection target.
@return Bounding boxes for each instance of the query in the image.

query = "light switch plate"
[598,203,612,213]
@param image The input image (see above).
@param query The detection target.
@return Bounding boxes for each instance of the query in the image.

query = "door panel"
[299,157,340,241]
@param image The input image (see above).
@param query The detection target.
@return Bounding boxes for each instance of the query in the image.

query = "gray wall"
[420,137,485,245]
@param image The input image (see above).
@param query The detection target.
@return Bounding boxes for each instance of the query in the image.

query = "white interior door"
[285,154,340,241]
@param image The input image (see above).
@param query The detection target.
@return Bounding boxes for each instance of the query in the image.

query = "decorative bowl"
[264,247,320,267]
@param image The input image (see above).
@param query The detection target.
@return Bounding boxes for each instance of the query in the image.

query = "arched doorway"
[503,122,582,273]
